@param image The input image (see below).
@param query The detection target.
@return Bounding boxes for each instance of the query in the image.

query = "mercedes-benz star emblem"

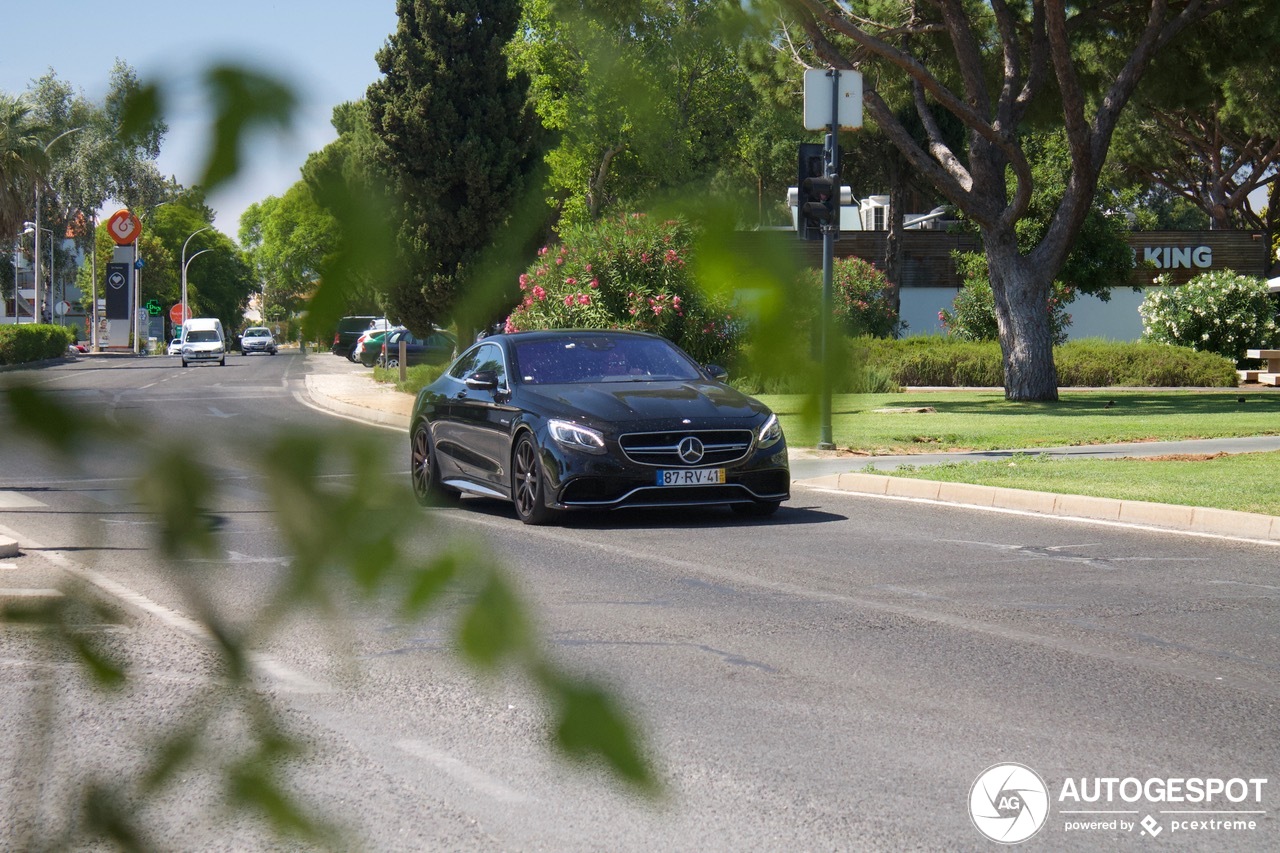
[677,436,705,464]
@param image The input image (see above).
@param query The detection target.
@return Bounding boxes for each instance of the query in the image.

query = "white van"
[180,318,226,367]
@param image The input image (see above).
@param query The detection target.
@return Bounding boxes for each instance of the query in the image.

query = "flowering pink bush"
[801,256,903,338]
[503,213,740,364]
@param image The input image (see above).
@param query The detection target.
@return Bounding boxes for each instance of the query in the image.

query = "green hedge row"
[0,325,77,366]
[856,337,1239,388]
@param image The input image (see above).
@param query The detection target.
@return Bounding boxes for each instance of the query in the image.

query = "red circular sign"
[107,209,142,245]
[169,303,191,325]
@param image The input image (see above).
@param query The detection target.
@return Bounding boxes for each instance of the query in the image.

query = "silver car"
[239,326,278,355]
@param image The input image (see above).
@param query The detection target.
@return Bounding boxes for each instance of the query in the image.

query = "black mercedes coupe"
[409,330,790,524]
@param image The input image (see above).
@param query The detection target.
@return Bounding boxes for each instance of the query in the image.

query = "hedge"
[0,325,77,366]
[855,337,1239,388]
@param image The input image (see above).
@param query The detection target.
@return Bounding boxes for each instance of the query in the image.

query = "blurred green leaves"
[4,374,658,846]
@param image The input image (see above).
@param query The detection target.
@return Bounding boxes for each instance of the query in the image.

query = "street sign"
[169,303,191,325]
[54,300,71,316]
[803,69,863,131]
[107,209,142,245]
[105,262,131,319]
[136,308,149,328]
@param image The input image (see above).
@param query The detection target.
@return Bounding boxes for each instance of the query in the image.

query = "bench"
[1241,349,1280,386]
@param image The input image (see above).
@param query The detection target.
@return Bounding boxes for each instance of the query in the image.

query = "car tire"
[219,356,226,366]
[181,359,188,368]
[410,421,459,506]
[347,351,359,363]
[511,433,555,525]
[731,501,781,518]
[385,357,399,368]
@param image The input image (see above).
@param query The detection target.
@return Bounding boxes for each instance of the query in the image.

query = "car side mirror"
[705,364,728,381]
[465,370,500,391]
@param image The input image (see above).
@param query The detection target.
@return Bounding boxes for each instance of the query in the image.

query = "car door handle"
[455,390,468,399]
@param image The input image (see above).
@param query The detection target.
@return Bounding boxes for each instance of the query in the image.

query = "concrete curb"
[0,536,20,558]
[302,374,411,430]
[798,472,1280,542]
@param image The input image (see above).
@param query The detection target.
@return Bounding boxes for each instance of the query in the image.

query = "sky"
[1,1,399,240]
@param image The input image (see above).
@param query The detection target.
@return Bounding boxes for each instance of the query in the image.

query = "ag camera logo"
[969,763,1050,844]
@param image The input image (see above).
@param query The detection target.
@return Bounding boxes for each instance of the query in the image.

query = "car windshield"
[244,329,269,338]
[513,335,702,385]
[187,330,220,343]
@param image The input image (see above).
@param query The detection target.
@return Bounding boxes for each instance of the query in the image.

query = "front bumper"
[542,437,790,511]
[183,347,224,362]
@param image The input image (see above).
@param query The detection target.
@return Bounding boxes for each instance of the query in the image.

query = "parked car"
[167,338,182,356]
[361,328,455,368]
[351,326,404,364]
[331,316,390,361]
[239,326,278,355]
[409,330,789,524]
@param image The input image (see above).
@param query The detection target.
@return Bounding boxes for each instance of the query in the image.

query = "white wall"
[900,286,1153,341]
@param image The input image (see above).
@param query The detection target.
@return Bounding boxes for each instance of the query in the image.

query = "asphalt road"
[1,352,1276,851]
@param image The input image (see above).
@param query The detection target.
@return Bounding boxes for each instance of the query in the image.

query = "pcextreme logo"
[969,764,1270,844]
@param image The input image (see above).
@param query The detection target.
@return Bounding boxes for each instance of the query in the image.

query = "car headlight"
[757,413,783,449]
[548,419,607,454]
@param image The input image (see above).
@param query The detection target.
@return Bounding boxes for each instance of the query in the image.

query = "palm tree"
[0,93,49,238]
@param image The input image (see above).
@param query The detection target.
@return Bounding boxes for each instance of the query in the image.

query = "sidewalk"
[300,352,1280,543]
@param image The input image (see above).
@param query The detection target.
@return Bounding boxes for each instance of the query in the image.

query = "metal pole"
[47,229,55,325]
[31,127,84,327]
[90,214,99,350]
[182,249,213,327]
[181,227,213,325]
[10,235,17,324]
[818,69,840,451]
[33,186,41,323]
[133,237,141,353]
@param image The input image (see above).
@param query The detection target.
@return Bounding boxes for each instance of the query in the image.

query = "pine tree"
[367,0,539,333]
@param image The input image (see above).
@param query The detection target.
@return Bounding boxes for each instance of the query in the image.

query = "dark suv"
[331,316,386,361]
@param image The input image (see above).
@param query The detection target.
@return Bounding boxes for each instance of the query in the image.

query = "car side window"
[449,348,482,380]
[473,343,504,386]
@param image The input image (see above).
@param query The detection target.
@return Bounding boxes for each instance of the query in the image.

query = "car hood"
[519,380,769,427]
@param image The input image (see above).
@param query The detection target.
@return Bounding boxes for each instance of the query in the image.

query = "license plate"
[657,468,726,486]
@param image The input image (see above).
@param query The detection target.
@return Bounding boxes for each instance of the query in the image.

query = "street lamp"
[132,201,171,354]
[31,127,84,327]
[181,249,213,328]
[20,223,53,322]
[181,226,213,324]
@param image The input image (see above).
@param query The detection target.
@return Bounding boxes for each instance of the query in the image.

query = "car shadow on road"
[449,497,847,530]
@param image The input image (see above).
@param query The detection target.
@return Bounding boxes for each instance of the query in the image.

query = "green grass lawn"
[877,451,1280,516]
[758,389,1280,515]
[762,390,1280,454]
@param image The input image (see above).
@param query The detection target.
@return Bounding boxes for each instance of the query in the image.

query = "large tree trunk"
[986,236,1059,402]
[884,165,905,335]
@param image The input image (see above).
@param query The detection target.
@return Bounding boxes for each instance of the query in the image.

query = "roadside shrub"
[0,324,77,365]
[860,336,1005,387]
[1139,270,1279,361]
[502,213,740,365]
[731,337,901,394]
[940,252,1073,345]
[1054,339,1238,387]
[856,336,1238,387]
[800,256,902,338]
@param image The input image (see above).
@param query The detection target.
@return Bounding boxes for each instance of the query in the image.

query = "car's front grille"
[619,429,754,467]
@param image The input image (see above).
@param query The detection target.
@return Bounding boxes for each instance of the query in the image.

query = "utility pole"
[801,68,862,451]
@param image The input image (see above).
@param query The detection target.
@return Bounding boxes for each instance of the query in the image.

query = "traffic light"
[797,142,840,240]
